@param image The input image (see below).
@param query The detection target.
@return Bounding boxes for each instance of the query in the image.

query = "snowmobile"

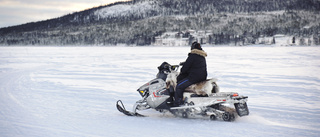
[116,62,249,121]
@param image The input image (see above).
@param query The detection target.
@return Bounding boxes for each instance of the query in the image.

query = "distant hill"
[0,0,319,46]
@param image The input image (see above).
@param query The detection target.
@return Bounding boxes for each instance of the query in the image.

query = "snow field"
[0,46,320,137]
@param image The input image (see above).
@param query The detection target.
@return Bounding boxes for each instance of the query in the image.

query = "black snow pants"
[174,78,193,106]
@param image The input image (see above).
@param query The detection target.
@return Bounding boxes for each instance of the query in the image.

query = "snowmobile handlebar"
[170,65,180,72]
[179,62,185,66]
[157,62,180,73]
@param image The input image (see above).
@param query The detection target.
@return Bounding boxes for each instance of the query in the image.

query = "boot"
[173,98,183,107]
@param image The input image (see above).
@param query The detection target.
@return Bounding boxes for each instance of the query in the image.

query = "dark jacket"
[179,49,207,83]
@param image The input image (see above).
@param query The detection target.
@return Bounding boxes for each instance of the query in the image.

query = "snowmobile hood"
[190,49,207,57]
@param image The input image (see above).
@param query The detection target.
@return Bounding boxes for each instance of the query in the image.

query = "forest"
[0,0,319,46]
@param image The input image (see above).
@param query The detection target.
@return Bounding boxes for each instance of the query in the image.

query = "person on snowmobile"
[173,42,208,107]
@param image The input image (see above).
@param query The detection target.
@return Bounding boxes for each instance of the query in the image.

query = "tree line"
[0,0,319,46]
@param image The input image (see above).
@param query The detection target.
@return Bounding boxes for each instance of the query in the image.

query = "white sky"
[0,0,130,28]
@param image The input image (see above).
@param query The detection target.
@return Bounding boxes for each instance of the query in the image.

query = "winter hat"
[191,42,202,50]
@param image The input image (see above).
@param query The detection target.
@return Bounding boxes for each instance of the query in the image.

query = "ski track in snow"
[0,46,320,137]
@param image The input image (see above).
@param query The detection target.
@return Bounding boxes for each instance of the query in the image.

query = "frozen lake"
[0,46,320,137]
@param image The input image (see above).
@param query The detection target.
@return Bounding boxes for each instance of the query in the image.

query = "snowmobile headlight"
[138,89,148,97]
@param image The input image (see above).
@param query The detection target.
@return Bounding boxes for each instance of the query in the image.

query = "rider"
[174,42,208,107]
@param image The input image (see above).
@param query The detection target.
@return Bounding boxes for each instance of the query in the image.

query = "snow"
[0,46,320,137]
[94,1,154,18]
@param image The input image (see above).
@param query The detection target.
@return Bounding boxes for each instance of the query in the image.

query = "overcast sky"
[0,0,129,28]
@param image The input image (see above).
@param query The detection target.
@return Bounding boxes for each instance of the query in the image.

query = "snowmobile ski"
[116,100,145,117]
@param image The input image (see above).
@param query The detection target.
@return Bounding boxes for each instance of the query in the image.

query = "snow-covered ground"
[0,46,320,137]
